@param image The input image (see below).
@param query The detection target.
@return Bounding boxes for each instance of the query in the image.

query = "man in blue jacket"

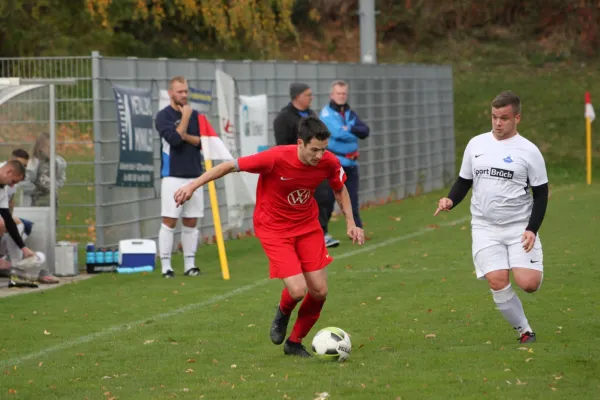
[155,76,204,279]
[319,80,370,236]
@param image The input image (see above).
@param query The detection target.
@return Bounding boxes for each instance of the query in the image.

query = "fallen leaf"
[450,309,456,313]
[506,380,512,385]
[143,340,155,345]
[525,358,533,362]
[517,347,529,351]
[182,388,189,392]
[102,376,112,380]
[528,348,534,353]
[551,388,557,392]
[172,290,179,294]
[185,368,194,373]
[392,264,401,269]
[427,309,432,313]
[212,359,219,365]
[516,379,527,385]
[425,333,436,339]
[240,375,246,381]
[361,383,366,389]
[231,364,237,369]
[345,264,353,270]
[8,389,16,394]
[38,362,43,367]
[76,353,85,357]
[44,330,51,335]
[422,253,429,257]
[376,296,382,301]
[504,368,511,372]
[486,341,492,345]
[186,359,196,363]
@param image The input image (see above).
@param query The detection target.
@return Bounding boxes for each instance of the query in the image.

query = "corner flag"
[585,92,594,185]
[198,114,232,280]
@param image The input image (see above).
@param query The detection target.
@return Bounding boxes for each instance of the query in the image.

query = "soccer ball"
[311,327,352,362]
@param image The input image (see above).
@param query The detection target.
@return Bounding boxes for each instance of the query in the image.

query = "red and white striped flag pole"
[585,92,595,185]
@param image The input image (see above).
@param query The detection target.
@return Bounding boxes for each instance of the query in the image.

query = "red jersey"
[236,145,347,238]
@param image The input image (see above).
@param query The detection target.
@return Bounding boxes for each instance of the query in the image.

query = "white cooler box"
[118,239,157,270]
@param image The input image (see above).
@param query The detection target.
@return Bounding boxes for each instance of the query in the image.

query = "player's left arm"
[522,148,549,251]
[329,162,365,244]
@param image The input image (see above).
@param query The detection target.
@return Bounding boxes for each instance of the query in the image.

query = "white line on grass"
[0,215,470,368]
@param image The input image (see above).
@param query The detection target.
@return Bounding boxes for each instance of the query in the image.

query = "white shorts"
[472,222,543,280]
[161,177,204,219]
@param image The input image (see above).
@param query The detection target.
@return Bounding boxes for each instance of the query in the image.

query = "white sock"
[181,226,198,272]
[7,224,25,263]
[492,284,532,335]
[159,223,174,273]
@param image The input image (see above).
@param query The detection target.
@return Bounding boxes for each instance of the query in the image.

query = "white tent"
[0,77,77,274]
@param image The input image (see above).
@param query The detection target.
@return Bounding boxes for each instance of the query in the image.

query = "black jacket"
[273,103,316,145]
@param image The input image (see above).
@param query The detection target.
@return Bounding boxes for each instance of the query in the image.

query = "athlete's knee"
[519,279,541,293]
[161,217,177,229]
[182,218,197,228]
[309,284,328,300]
[287,284,308,300]
[486,274,510,291]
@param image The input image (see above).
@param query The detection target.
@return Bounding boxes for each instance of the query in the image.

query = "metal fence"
[0,52,455,248]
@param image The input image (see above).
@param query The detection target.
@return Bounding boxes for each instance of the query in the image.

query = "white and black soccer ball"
[311,327,352,362]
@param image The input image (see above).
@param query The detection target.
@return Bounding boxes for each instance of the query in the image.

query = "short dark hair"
[297,116,330,144]
[11,148,29,160]
[491,91,521,115]
[7,159,25,177]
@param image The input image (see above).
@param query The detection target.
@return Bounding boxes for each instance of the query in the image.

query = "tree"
[85,0,297,57]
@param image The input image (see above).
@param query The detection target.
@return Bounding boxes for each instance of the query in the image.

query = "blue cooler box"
[118,239,157,270]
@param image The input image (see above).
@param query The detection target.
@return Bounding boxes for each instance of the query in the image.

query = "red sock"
[279,288,300,315]
[288,292,325,343]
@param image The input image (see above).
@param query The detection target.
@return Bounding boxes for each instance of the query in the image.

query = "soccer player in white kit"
[434,91,548,344]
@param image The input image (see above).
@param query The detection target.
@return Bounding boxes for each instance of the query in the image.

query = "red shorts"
[258,229,334,279]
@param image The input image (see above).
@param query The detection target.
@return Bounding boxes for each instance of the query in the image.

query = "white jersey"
[459,132,548,226]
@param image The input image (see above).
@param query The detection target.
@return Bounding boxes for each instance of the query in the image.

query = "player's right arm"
[173,149,276,206]
[155,108,191,148]
[434,142,474,216]
[0,198,34,258]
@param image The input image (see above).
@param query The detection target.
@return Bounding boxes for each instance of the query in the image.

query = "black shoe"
[270,306,291,345]
[184,268,201,276]
[163,270,175,278]
[283,338,313,357]
[518,331,536,344]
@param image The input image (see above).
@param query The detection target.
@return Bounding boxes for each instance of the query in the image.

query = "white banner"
[239,94,269,202]
[215,70,254,229]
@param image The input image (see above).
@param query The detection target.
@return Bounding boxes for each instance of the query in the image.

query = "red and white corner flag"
[198,114,233,160]
[585,92,595,122]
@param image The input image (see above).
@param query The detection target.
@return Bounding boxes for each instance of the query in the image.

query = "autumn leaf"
[143,340,155,345]
[425,333,436,339]
[44,330,51,335]
[231,364,237,369]
[8,388,16,394]
[185,368,194,373]
[186,359,196,363]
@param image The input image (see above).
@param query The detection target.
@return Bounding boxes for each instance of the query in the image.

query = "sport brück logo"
[287,189,311,205]
[474,167,514,180]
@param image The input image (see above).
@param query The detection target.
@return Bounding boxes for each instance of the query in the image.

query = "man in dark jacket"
[273,83,340,248]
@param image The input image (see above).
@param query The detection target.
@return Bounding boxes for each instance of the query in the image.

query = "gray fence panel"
[1,53,455,250]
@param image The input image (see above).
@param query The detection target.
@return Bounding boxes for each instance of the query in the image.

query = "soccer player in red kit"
[174,116,365,357]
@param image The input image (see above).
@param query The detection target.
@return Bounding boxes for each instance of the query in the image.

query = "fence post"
[92,50,105,246]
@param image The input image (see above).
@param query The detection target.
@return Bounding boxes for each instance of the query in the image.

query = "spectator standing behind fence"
[155,75,204,279]
[273,83,341,248]
[319,80,370,236]
[18,132,67,226]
